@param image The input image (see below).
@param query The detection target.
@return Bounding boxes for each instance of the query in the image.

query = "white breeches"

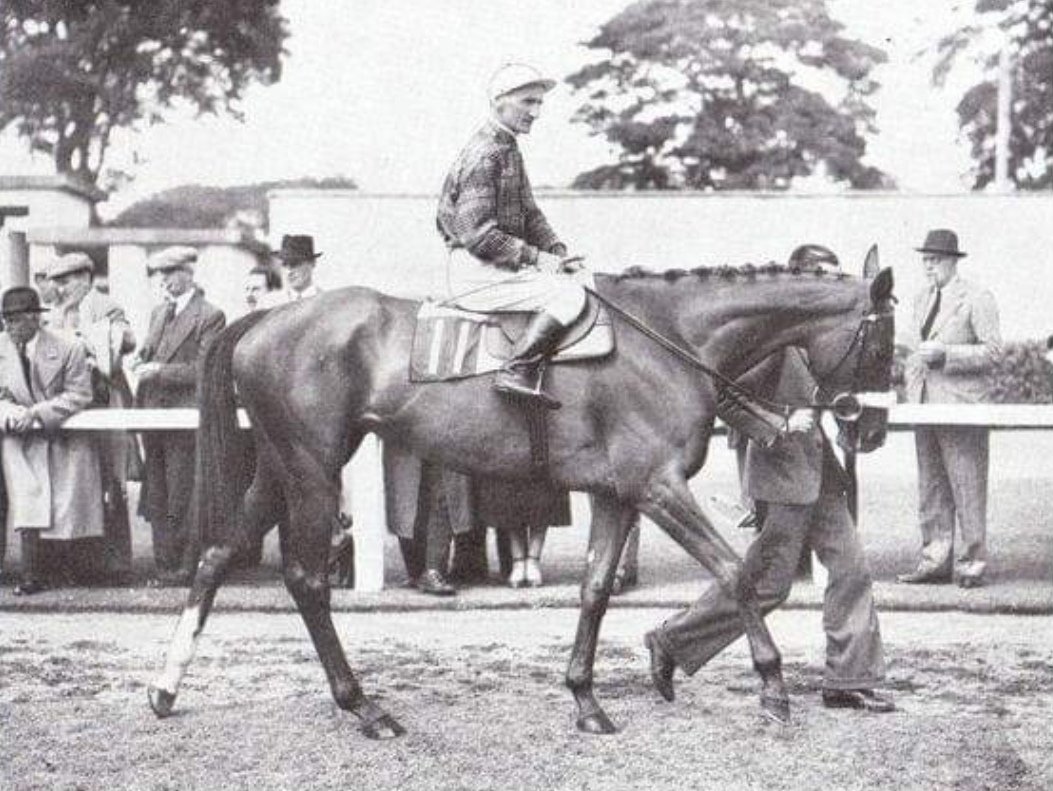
[445,249,592,326]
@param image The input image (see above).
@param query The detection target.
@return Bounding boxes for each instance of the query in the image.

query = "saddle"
[410,293,614,383]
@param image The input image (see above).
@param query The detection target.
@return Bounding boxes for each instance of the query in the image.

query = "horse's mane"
[610,262,851,283]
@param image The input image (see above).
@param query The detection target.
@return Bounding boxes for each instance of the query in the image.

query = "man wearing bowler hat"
[132,246,225,584]
[899,229,1000,588]
[268,234,323,304]
[0,287,102,594]
[437,62,590,410]
[48,251,138,583]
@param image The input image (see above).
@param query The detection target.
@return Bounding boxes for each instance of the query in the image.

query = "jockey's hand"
[559,255,586,273]
[536,251,564,274]
[786,409,817,434]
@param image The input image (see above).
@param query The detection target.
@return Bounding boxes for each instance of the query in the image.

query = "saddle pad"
[410,301,614,383]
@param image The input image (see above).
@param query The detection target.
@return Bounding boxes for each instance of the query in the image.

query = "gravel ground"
[0,608,1051,791]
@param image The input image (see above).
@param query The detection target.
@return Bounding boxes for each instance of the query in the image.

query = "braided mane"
[611,262,850,282]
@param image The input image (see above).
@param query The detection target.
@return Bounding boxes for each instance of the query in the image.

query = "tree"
[567,0,892,190]
[933,0,1053,190]
[0,1,287,188]
[110,176,358,229]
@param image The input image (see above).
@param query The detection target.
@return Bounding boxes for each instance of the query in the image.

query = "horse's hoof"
[576,710,619,735]
[148,685,176,718]
[360,714,406,740]
[760,693,791,725]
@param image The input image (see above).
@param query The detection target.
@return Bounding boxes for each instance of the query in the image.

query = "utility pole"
[993,25,1013,191]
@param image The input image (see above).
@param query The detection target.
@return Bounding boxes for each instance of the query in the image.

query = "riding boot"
[493,312,565,409]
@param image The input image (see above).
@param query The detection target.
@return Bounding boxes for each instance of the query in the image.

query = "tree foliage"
[0,1,287,188]
[110,176,357,229]
[567,0,891,190]
[933,0,1053,190]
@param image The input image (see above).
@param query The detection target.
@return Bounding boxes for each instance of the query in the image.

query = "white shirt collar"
[169,288,195,316]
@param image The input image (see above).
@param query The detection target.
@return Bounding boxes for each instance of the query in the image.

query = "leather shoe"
[644,631,676,702]
[13,579,47,596]
[896,566,952,585]
[822,688,895,713]
[416,569,456,596]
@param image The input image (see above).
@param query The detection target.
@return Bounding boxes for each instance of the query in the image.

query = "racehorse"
[148,261,895,739]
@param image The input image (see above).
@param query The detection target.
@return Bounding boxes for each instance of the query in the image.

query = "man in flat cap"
[437,62,589,409]
[0,287,102,594]
[132,246,225,584]
[899,229,1000,589]
[47,251,137,583]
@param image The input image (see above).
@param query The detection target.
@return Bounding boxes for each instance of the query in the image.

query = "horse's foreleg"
[640,472,789,723]
[281,474,404,740]
[566,495,635,735]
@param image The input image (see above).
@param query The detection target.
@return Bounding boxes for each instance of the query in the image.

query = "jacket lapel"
[32,330,65,394]
[156,294,201,362]
[929,278,965,340]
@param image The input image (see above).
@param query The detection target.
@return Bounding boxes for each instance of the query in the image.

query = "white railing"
[51,404,1053,592]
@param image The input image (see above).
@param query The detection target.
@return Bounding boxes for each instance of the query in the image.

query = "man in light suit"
[898,229,1000,589]
[132,246,225,584]
[643,246,894,717]
[47,251,137,583]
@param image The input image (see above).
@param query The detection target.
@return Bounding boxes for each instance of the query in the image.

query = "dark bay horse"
[148,263,895,738]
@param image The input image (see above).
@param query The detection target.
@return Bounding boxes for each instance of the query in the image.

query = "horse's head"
[807,266,896,454]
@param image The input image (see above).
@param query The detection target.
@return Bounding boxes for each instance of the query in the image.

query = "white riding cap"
[488,63,556,102]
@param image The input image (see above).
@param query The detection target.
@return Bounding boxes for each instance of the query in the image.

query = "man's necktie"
[920,288,941,340]
[17,341,32,389]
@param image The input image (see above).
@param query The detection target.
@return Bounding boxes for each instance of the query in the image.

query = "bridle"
[584,286,895,427]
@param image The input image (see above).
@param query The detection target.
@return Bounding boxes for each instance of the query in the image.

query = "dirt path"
[1,609,1050,791]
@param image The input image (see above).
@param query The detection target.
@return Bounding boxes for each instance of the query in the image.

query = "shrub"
[984,340,1053,404]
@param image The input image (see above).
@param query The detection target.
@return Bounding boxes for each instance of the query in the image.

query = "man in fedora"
[268,234,323,304]
[437,62,589,409]
[47,251,138,583]
[132,246,225,584]
[899,229,1000,588]
[0,287,102,594]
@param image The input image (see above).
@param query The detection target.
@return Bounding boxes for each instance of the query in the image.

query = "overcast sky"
[0,1,987,215]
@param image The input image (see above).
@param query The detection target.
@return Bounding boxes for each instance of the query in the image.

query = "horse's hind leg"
[148,463,287,718]
[280,451,404,739]
[640,471,789,723]
[566,494,636,734]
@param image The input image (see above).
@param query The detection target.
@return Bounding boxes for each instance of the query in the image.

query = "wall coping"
[0,174,106,203]
[25,226,266,254]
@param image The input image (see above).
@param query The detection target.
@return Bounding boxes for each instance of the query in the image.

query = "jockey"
[436,62,591,409]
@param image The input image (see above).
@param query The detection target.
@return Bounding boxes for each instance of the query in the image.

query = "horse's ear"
[862,244,879,279]
[870,267,894,305]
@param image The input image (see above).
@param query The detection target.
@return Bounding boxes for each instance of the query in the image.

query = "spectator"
[32,268,58,309]
[131,246,226,585]
[47,252,137,584]
[898,229,1001,589]
[243,264,281,313]
[267,235,323,304]
[644,244,895,714]
[0,287,102,595]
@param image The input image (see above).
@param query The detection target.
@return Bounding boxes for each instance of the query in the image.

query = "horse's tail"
[191,310,271,557]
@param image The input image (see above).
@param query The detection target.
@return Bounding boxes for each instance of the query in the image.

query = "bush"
[984,340,1053,404]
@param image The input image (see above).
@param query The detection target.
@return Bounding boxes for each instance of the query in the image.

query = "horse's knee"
[283,563,331,609]
[578,576,612,614]
[194,547,233,587]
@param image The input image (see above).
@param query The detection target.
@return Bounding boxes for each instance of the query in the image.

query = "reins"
[584,284,886,421]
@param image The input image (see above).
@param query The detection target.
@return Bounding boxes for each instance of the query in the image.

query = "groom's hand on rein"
[559,255,586,273]
[786,409,817,434]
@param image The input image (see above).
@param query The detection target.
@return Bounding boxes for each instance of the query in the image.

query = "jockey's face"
[285,260,315,293]
[493,87,546,135]
[921,253,957,289]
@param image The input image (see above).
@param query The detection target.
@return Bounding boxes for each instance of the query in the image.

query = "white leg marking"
[154,604,203,694]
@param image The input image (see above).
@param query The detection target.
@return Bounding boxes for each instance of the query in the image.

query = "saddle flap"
[483,293,612,361]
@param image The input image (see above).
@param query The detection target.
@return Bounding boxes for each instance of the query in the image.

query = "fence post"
[347,434,386,591]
